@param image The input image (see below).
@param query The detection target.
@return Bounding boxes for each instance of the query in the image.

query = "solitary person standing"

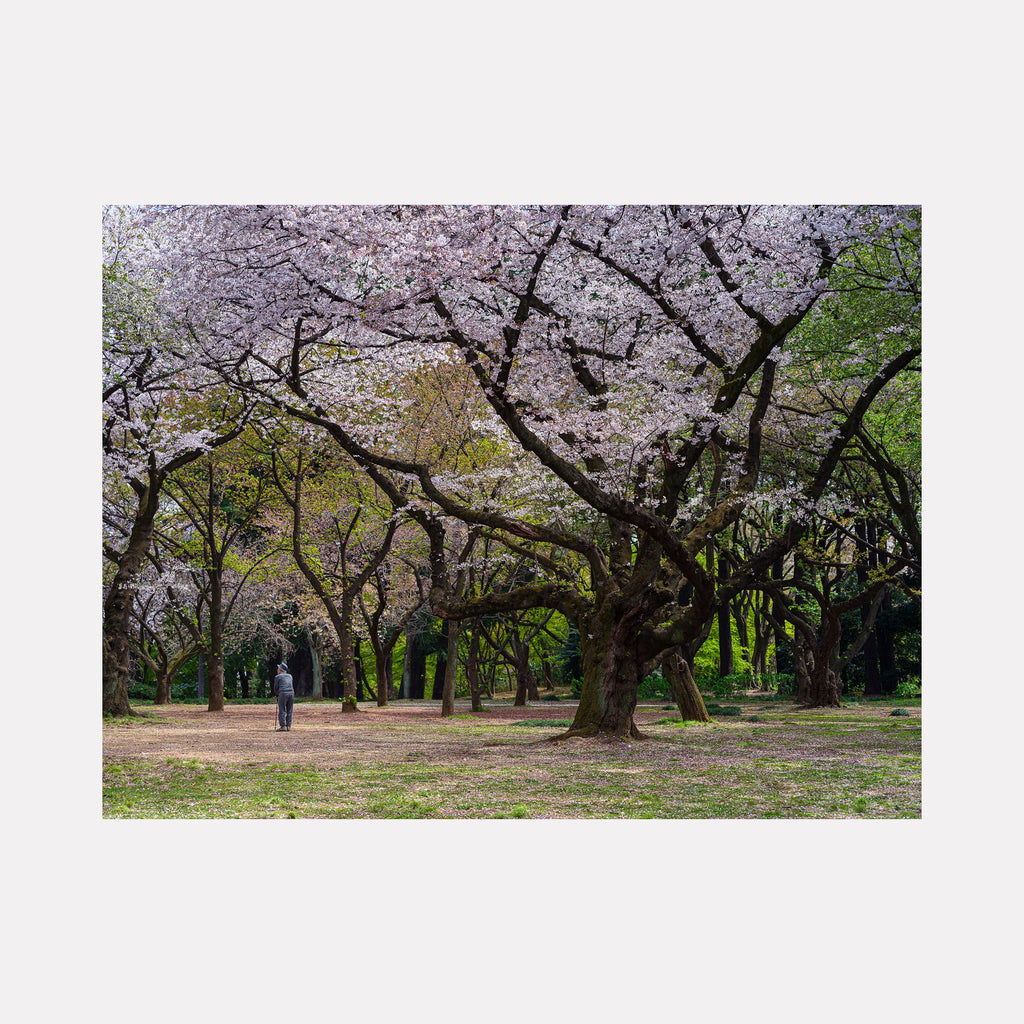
[273,662,294,732]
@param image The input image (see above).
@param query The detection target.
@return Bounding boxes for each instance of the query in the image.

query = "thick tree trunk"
[663,651,712,723]
[560,600,647,740]
[800,611,842,708]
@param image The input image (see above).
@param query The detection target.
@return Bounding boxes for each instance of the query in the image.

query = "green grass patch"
[104,701,921,820]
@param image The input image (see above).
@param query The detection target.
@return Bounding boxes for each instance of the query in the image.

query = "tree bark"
[374,645,392,706]
[800,609,842,708]
[663,651,712,723]
[466,621,484,712]
[559,598,648,740]
[339,598,359,710]
[431,620,448,700]
[856,520,882,695]
[441,620,461,718]
[206,572,226,712]
[310,636,323,699]
[103,483,160,716]
[511,629,539,706]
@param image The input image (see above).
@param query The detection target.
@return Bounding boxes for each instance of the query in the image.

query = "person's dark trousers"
[278,694,294,728]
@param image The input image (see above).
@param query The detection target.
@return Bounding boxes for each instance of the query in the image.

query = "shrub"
[638,669,671,700]
[894,676,921,698]
[890,708,910,717]
[705,704,742,717]
[774,673,796,697]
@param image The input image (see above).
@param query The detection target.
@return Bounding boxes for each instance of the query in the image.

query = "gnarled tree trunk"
[560,598,649,740]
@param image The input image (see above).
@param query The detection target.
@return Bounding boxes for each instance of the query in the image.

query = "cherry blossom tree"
[136,204,921,733]
[102,209,252,716]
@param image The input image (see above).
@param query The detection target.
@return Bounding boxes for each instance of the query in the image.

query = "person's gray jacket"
[273,672,294,696]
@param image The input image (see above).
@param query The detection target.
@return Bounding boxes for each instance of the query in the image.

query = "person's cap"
[278,663,288,673]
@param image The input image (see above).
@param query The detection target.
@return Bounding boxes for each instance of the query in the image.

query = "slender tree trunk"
[875,530,898,692]
[541,655,554,691]
[339,597,359,710]
[401,628,413,699]
[206,573,225,712]
[310,637,323,699]
[511,630,537,707]
[153,645,197,705]
[771,554,787,677]
[734,604,750,678]
[794,630,812,703]
[466,621,484,712]
[373,643,391,706]
[663,651,712,723]
[856,520,882,695]
[441,620,461,718]
[431,620,448,700]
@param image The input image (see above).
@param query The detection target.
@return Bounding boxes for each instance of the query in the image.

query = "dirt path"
[103,701,593,767]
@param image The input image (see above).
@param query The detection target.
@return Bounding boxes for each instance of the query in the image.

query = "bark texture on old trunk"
[663,652,712,723]
[558,600,646,740]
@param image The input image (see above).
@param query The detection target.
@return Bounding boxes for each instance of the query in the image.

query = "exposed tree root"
[545,726,648,744]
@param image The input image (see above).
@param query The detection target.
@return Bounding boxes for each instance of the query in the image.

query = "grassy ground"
[102,695,921,819]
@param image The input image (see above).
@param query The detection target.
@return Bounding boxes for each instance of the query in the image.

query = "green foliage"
[637,669,671,700]
[493,805,530,818]
[889,708,910,717]
[774,673,796,697]
[705,704,742,717]
[894,675,921,698]
[701,673,756,698]
[556,624,582,695]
